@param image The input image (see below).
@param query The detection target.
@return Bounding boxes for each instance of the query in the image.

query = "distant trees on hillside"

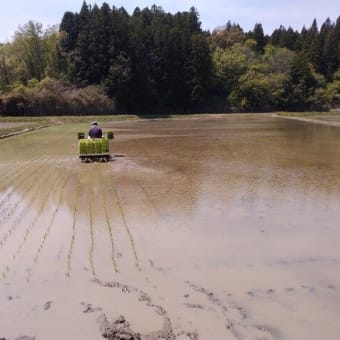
[0,1,339,115]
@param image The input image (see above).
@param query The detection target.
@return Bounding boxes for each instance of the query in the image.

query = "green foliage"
[59,2,213,111]
[106,131,114,140]
[229,70,287,110]
[286,52,319,108]
[0,78,114,115]
[78,139,88,154]
[101,138,109,152]
[209,21,245,50]
[1,6,339,113]
[212,45,247,96]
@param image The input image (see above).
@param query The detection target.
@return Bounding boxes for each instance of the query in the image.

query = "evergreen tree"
[287,52,317,108]
[302,19,320,71]
[319,18,338,79]
[248,23,266,53]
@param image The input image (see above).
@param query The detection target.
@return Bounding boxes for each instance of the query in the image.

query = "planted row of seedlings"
[99,166,118,273]
[0,162,58,279]
[0,154,48,208]
[0,154,42,190]
[0,169,45,227]
[88,168,96,277]
[109,173,141,271]
[0,161,54,248]
[65,170,82,277]
[27,169,73,282]
[0,155,47,218]
[1,167,63,280]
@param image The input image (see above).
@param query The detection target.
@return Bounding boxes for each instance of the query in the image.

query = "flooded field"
[1,114,340,339]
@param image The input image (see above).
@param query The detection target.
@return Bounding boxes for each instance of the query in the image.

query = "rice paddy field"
[1,113,340,339]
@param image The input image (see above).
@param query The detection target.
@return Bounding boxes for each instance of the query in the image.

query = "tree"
[209,21,245,50]
[287,52,318,108]
[248,23,266,53]
[186,34,212,106]
[301,19,320,70]
[212,44,247,97]
[270,26,299,50]
[319,18,338,79]
[13,21,46,82]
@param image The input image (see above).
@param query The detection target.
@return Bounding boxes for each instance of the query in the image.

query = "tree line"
[0,1,339,115]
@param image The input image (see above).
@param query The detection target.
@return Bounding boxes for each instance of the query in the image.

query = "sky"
[1,0,339,42]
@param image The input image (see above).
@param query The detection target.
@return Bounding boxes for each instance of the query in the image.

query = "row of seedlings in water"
[0,156,48,223]
[27,170,73,282]
[1,165,64,280]
[109,174,141,271]
[0,161,54,249]
[99,166,118,273]
[0,154,43,195]
[88,169,96,277]
[66,171,82,277]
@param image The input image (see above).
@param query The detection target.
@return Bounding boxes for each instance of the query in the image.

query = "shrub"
[0,78,115,115]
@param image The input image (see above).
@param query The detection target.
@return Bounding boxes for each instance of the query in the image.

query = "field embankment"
[275,111,340,127]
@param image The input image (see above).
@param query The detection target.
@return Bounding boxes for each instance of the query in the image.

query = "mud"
[1,114,340,339]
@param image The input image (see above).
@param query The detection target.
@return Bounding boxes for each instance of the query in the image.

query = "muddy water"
[1,114,340,339]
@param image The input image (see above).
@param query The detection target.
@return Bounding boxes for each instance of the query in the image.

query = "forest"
[0,1,339,115]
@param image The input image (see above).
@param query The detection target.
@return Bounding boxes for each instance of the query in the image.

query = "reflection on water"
[111,115,340,226]
[1,115,340,339]
[2,114,340,239]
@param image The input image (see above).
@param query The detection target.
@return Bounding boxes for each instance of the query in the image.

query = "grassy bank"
[276,111,340,118]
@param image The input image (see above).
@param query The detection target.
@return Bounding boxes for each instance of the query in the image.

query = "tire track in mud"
[186,281,276,340]
[99,166,118,273]
[65,170,82,277]
[109,174,141,271]
[0,166,66,280]
[0,155,48,222]
[0,161,54,249]
[93,278,176,340]
[26,170,73,282]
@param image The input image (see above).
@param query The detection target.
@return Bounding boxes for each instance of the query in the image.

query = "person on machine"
[88,121,102,138]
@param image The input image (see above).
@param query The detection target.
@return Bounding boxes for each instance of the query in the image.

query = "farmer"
[88,121,102,138]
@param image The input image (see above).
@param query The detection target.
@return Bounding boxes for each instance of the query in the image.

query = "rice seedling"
[0,154,42,194]
[99,166,118,273]
[26,170,72,283]
[87,140,95,154]
[88,171,96,277]
[107,131,114,140]
[65,171,82,277]
[109,175,141,271]
[101,138,109,153]
[0,156,47,219]
[78,139,110,155]
[1,168,62,279]
[94,140,102,154]
[0,162,53,247]
[78,139,88,155]
[77,132,85,139]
